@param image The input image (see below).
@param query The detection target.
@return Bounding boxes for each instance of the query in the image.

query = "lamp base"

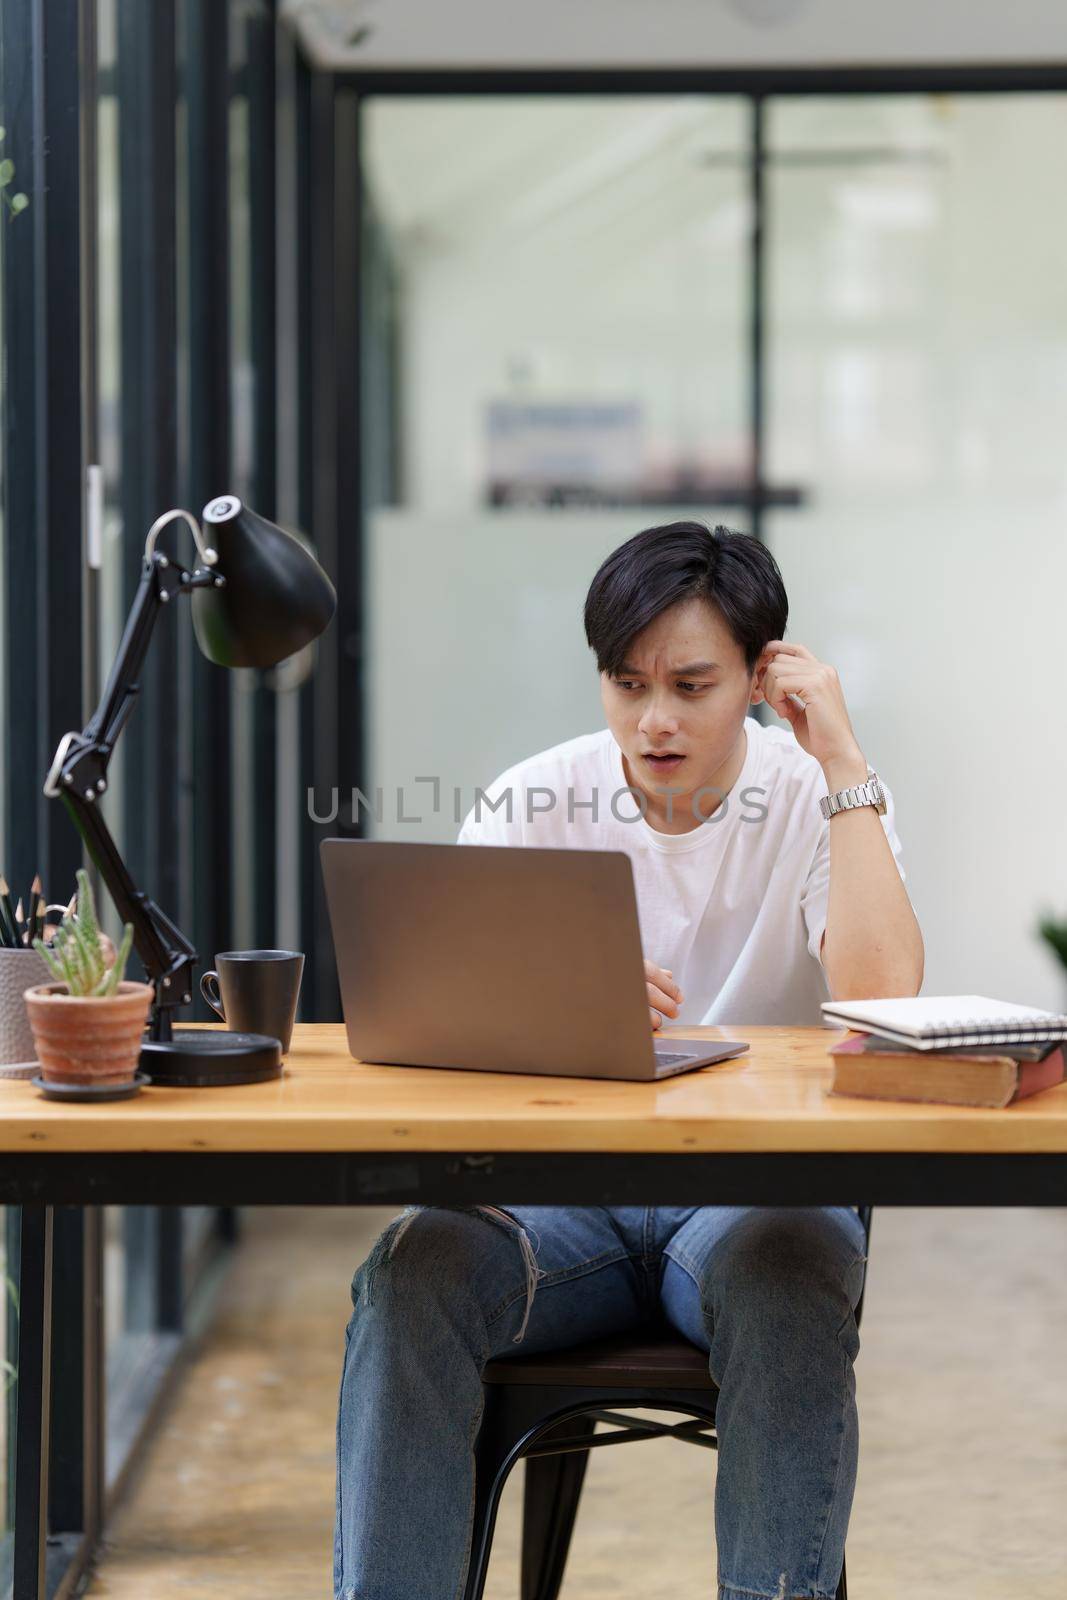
[140,1029,283,1087]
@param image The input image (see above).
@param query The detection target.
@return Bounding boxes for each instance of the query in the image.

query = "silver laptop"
[320,839,749,1081]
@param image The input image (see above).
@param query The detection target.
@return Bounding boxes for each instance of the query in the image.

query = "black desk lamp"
[43,496,336,1086]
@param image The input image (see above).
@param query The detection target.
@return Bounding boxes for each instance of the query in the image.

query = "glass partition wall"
[361,95,758,840]
[764,93,1067,1006]
[358,87,1067,1012]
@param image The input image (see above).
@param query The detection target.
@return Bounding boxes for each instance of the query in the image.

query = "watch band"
[819,768,887,822]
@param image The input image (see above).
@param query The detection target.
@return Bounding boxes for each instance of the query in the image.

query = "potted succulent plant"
[24,869,151,1088]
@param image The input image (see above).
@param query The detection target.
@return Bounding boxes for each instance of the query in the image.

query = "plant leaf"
[65,923,91,994]
[57,926,80,988]
[97,923,134,994]
[52,927,80,992]
[75,869,101,953]
[84,922,105,985]
[61,922,91,994]
[1037,915,1067,970]
[33,937,66,983]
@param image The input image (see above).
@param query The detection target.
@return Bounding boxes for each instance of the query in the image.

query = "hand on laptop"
[645,960,683,1031]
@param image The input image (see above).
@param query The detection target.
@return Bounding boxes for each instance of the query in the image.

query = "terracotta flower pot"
[23,980,153,1087]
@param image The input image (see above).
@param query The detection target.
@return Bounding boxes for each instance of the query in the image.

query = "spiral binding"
[917,1014,1067,1046]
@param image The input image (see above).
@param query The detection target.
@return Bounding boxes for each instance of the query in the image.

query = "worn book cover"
[827,1035,1066,1108]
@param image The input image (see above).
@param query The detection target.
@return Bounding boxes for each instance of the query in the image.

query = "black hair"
[583,521,788,677]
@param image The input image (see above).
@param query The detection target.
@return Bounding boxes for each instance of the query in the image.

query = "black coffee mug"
[200,949,304,1054]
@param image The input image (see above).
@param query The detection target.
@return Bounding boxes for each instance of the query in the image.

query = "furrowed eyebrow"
[616,660,721,676]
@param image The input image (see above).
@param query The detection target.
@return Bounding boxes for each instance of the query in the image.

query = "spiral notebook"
[820,995,1067,1051]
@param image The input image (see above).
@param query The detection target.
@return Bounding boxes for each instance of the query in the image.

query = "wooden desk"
[5,1022,1067,1600]
[3,1021,1067,1205]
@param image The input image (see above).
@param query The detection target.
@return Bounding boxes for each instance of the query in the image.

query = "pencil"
[0,875,17,947]
[14,896,25,946]
[29,875,41,941]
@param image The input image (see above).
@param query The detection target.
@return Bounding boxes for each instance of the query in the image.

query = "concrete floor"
[83,1206,1067,1599]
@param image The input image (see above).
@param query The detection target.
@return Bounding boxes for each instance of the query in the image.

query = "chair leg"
[836,1554,848,1599]
[520,1414,598,1600]
[465,1387,566,1600]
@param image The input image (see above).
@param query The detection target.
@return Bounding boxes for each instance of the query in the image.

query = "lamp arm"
[43,520,223,1029]
[52,783,198,1022]
[85,510,218,752]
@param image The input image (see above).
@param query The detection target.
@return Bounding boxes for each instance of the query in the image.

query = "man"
[334,522,923,1600]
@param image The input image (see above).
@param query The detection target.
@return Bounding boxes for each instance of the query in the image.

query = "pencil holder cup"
[0,948,52,1077]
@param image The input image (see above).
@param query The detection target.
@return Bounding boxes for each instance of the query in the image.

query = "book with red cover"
[828,1035,1065,1108]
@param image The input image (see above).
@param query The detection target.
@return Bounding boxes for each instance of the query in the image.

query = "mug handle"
[200,971,226,1021]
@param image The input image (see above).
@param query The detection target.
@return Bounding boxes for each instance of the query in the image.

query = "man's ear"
[749,654,768,706]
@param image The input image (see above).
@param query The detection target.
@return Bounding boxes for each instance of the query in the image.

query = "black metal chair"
[463,1208,873,1600]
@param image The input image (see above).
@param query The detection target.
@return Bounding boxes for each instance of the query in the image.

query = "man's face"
[600,596,761,818]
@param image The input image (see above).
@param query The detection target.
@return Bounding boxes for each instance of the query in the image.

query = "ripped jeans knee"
[358,1204,545,1344]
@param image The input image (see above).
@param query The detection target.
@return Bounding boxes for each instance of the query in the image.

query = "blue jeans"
[335,1204,868,1600]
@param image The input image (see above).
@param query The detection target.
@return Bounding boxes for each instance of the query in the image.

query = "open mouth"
[643,753,686,773]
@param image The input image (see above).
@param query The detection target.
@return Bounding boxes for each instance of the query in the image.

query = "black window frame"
[0,1,282,1593]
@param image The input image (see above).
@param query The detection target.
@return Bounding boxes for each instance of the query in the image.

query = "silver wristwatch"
[819,766,887,822]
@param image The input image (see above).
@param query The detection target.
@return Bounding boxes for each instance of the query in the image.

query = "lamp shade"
[190,495,337,669]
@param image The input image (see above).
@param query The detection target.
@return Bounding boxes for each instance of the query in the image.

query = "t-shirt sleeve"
[457,776,525,846]
[800,776,907,967]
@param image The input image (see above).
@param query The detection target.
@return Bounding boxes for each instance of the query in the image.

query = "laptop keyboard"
[654,1051,697,1066]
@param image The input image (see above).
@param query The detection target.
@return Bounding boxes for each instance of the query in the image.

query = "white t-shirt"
[457,716,906,1025]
